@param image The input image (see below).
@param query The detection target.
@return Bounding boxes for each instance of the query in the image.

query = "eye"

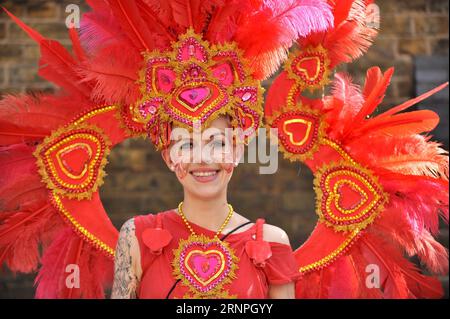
[180,141,193,150]
[212,139,226,148]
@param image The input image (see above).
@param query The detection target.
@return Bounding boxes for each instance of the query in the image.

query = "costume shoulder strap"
[255,218,266,242]
[134,214,156,237]
[245,218,272,267]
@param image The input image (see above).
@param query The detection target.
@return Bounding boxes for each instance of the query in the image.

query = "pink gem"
[188,44,195,56]
[161,74,170,84]
[148,105,157,114]
[242,92,252,102]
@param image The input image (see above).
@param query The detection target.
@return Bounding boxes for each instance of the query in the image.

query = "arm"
[263,224,296,299]
[111,218,141,299]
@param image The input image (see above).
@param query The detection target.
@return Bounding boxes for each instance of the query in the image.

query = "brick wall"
[0,0,448,298]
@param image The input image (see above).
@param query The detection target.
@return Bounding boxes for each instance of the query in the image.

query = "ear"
[161,148,175,171]
[233,139,245,166]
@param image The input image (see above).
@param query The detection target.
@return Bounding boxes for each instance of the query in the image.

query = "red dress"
[134,210,301,299]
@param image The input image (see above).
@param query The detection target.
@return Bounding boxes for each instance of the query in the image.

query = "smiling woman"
[0,0,448,300]
[111,115,301,299]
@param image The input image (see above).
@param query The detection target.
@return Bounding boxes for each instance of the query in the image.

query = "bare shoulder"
[262,223,291,245]
[118,218,136,239]
[120,218,135,231]
[117,218,139,252]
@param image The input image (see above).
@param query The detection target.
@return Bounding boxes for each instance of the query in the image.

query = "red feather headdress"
[0,0,448,299]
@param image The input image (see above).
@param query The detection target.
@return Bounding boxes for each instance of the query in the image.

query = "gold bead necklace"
[177,201,234,239]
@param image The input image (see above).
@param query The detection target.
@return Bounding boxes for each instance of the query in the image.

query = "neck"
[179,190,231,231]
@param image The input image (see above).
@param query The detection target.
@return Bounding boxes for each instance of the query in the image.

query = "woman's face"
[161,116,243,200]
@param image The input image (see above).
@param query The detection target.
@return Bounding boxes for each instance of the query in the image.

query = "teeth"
[192,171,217,177]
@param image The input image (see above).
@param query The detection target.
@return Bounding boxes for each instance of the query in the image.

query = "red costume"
[0,0,448,298]
[135,211,300,299]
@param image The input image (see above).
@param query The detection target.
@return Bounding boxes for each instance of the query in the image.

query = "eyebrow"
[208,131,226,137]
[173,132,226,143]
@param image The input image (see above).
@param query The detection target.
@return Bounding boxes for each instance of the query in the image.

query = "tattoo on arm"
[111,219,139,299]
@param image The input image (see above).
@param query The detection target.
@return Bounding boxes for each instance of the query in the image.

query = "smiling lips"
[189,169,221,183]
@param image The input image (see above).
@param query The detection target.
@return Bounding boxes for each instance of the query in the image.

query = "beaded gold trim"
[72,105,118,126]
[299,228,360,273]
[50,192,115,257]
[34,105,119,258]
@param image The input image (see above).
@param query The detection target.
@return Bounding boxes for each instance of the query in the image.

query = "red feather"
[3,8,92,97]
[379,171,449,234]
[347,135,449,180]
[2,7,44,42]
[332,0,354,25]
[79,9,126,54]
[77,44,142,106]
[136,1,176,43]
[361,233,443,298]
[351,110,440,138]
[298,0,378,66]
[0,205,62,273]
[69,28,87,62]
[234,0,334,79]
[35,227,113,298]
[351,67,394,125]
[373,204,448,276]
[378,82,449,118]
[0,94,84,145]
[105,0,156,51]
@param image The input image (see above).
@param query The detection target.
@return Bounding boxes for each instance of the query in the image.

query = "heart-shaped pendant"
[173,234,238,296]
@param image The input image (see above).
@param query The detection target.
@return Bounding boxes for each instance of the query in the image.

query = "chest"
[137,235,269,299]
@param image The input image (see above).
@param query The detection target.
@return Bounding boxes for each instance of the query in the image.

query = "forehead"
[203,116,231,130]
[176,116,231,134]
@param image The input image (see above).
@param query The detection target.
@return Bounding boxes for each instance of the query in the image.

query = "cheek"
[220,163,234,174]
[174,162,189,179]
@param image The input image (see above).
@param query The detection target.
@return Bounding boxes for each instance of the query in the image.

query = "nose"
[195,142,214,164]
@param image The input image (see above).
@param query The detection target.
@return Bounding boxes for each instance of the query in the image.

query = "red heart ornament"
[179,87,211,110]
[167,82,227,125]
[296,56,321,81]
[58,144,92,178]
[36,126,109,198]
[291,51,327,86]
[142,228,173,254]
[337,182,367,212]
[273,111,320,155]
